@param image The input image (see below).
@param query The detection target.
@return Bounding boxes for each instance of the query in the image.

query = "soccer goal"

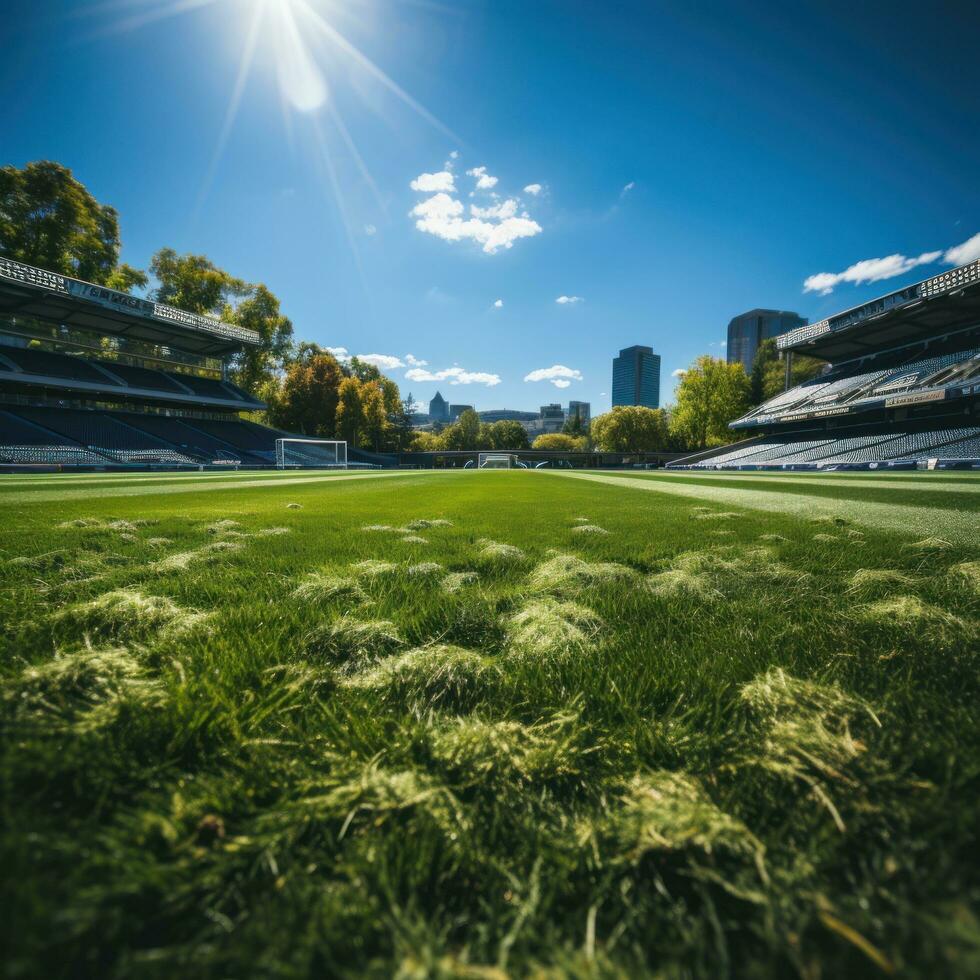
[275,438,347,470]
[478,452,515,469]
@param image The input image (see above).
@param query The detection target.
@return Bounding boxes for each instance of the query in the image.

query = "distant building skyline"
[726,310,807,374]
[612,345,661,409]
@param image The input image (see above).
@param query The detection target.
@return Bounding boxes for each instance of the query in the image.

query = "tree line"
[0,160,825,455]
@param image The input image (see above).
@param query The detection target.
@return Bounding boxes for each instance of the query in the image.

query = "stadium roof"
[0,256,260,355]
[778,259,980,361]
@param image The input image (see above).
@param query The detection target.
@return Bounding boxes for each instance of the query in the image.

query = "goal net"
[478,452,514,469]
[276,438,348,470]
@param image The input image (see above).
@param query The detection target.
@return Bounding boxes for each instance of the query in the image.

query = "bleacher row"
[687,427,980,469]
[0,343,257,405]
[740,346,980,422]
[0,407,287,466]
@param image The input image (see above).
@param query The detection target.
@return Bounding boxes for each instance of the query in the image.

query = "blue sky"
[2,0,978,412]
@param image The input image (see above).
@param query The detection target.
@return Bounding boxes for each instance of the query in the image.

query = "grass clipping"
[740,667,880,831]
[55,589,209,642]
[505,597,601,661]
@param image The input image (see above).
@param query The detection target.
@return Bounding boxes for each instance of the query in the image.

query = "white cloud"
[621,181,635,197]
[325,346,350,362]
[467,165,498,190]
[410,161,543,254]
[804,251,941,295]
[671,368,686,378]
[405,353,428,367]
[364,224,377,236]
[410,171,455,193]
[449,150,459,159]
[524,364,583,388]
[355,353,405,370]
[471,198,518,220]
[801,232,980,295]
[945,232,980,266]
[493,299,503,308]
[405,365,501,387]
[411,192,541,254]
[524,183,542,195]
[555,295,584,305]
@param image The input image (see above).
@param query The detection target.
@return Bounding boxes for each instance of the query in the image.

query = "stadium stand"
[671,259,980,470]
[0,256,316,469]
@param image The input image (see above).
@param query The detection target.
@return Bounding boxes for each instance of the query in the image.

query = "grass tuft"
[351,559,400,579]
[570,524,609,535]
[293,572,367,605]
[430,711,588,785]
[305,616,405,671]
[505,597,601,660]
[528,552,635,597]
[604,771,766,879]
[4,641,165,733]
[475,538,525,563]
[740,667,880,831]
[343,644,496,709]
[847,568,915,595]
[55,588,209,641]
[440,571,480,593]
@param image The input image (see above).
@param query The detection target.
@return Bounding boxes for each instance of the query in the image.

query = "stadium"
[0,256,359,471]
[2,254,979,978]
[671,259,980,470]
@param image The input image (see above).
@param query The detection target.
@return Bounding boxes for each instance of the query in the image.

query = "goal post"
[275,438,348,470]
[478,452,514,469]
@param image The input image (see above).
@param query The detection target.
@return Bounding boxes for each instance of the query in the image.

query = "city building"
[726,309,807,374]
[478,409,538,424]
[538,403,565,434]
[612,345,661,408]
[567,400,590,425]
[428,391,449,424]
[449,403,473,421]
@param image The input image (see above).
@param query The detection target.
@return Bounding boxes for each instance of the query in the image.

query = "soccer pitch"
[2,469,978,976]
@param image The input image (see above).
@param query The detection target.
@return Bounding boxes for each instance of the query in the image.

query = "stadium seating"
[738,346,980,425]
[0,345,113,383]
[0,343,257,405]
[682,426,980,470]
[99,361,189,393]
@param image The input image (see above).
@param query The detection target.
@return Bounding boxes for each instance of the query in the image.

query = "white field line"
[0,469,359,489]
[544,471,980,545]
[596,472,980,495]
[1,469,421,504]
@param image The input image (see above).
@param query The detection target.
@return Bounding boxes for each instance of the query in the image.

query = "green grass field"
[2,469,978,978]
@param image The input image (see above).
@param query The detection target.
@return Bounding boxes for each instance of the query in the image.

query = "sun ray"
[293,0,460,142]
[327,102,386,214]
[195,0,265,214]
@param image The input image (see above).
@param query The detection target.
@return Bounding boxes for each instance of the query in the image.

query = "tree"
[229,284,294,391]
[488,419,529,450]
[670,356,750,450]
[0,160,143,286]
[149,248,247,315]
[267,349,345,436]
[411,431,443,451]
[563,410,588,437]
[440,409,482,451]
[389,396,417,452]
[532,433,587,452]
[750,338,826,405]
[590,406,669,453]
[335,376,364,447]
[360,382,388,451]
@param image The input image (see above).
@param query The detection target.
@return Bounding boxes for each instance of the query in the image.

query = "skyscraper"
[612,346,661,409]
[567,401,591,425]
[429,391,449,423]
[727,310,807,374]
